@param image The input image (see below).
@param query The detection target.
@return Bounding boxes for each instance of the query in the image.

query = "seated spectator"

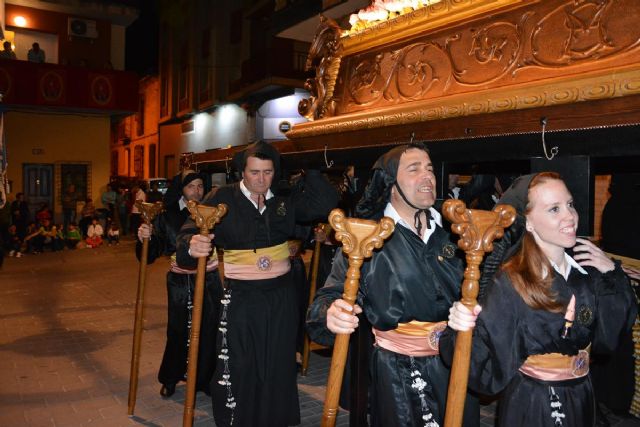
[65,223,82,249]
[24,219,59,253]
[106,222,120,246]
[86,218,104,248]
[51,224,65,251]
[35,203,53,226]
[79,198,96,237]
[6,224,23,257]
[0,41,16,60]
[27,42,45,63]
[23,222,37,253]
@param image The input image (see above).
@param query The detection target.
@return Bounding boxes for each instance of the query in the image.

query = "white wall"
[181,104,249,152]
[13,28,58,63]
[257,89,308,141]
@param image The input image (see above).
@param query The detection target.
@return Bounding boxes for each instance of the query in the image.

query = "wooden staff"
[442,200,515,427]
[301,222,332,376]
[183,201,227,427]
[321,209,394,427]
[127,201,163,416]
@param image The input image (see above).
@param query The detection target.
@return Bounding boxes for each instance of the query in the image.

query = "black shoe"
[160,383,176,397]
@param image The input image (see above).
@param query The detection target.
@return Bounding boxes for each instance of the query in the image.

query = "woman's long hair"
[501,172,565,313]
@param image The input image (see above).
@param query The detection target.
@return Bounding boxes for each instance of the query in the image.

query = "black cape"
[135,201,222,392]
[440,262,637,427]
[176,170,338,427]
[307,222,478,427]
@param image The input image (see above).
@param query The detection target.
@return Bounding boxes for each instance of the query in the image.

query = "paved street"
[1,238,638,427]
[0,238,349,427]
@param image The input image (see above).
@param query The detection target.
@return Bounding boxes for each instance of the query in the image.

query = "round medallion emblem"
[428,323,447,350]
[572,350,589,377]
[577,305,593,326]
[256,255,272,271]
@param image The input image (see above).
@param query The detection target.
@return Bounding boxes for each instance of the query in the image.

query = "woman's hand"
[448,302,482,332]
[189,233,214,258]
[326,299,362,334]
[572,238,615,273]
[622,265,640,281]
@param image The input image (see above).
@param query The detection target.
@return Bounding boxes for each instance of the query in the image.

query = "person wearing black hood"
[306,143,479,427]
[443,172,637,427]
[175,140,338,427]
[136,169,221,398]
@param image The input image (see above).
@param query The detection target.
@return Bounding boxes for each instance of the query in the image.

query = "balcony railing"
[229,46,309,96]
[0,59,139,114]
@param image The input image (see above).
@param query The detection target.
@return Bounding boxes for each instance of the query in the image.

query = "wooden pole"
[321,209,394,427]
[183,201,227,427]
[301,222,331,376]
[442,200,515,427]
[127,201,163,416]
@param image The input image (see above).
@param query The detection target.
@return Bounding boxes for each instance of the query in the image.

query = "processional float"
[442,199,515,427]
[182,201,227,427]
[127,201,163,415]
[321,208,395,427]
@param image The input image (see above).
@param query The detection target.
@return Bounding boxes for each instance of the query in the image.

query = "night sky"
[124,0,159,76]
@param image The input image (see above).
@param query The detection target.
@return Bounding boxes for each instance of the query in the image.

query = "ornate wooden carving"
[441,200,515,427]
[298,16,344,121]
[289,0,640,139]
[321,208,394,426]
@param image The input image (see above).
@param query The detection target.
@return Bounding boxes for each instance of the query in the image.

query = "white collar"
[383,203,442,244]
[179,197,188,211]
[550,252,588,280]
[240,180,273,213]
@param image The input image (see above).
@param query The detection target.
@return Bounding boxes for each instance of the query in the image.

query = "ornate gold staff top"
[183,201,227,427]
[442,199,515,427]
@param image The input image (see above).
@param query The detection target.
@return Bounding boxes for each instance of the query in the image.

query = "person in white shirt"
[86,218,104,248]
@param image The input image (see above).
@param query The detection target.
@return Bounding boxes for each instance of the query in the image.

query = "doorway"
[23,163,53,220]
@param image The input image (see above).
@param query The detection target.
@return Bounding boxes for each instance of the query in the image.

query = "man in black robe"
[136,170,221,397]
[176,141,338,427]
[306,143,478,427]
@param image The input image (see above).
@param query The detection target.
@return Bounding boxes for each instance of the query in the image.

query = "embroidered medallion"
[256,255,273,271]
[442,243,456,259]
[428,323,447,350]
[572,349,589,377]
[577,305,593,326]
[276,202,287,216]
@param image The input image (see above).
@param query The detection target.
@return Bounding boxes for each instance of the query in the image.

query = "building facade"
[1,0,140,220]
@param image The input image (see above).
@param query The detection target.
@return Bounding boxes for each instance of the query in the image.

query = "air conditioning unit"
[68,18,98,39]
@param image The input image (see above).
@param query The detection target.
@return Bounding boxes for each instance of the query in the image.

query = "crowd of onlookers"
[0,179,160,263]
[0,193,117,259]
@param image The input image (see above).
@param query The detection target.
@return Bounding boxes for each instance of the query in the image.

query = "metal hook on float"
[324,145,334,169]
[540,117,559,160]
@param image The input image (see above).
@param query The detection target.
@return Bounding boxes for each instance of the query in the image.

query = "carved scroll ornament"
[341,0,640,110]
[298,15,344,121]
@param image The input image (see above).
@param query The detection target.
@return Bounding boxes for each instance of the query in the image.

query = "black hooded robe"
[136,199,222,393]
[440,262,636,427]
[176,170,337,427]
[307,221,479,427]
